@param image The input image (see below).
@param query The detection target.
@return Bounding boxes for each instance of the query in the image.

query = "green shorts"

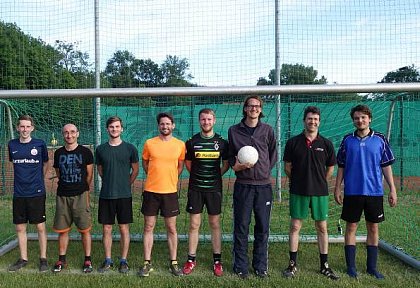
[289,194,329,221]
[53,191,92,233]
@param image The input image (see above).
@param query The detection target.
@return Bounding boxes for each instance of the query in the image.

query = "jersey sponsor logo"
[13,158,40,164]
[195,151,220,158]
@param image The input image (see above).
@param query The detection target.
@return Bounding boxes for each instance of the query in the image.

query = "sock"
[187,254,196,262]
[289,251,298,265]
[171,260,178,265]
[366,245,384,279]
[344,245,357,277]
[59,255,66,263]
[84,256,91,262]
[105,257,113,264]
[213,253,222,263]
[120,258,127,264]
[320,253,328,269]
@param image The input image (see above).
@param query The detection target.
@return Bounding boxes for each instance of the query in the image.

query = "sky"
[1,0,419,86]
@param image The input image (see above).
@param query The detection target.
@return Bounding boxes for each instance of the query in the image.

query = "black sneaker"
[169,261,183,276]
[8,258,28,272]
[236,271,249,279]
[283,261,297,278]
[98,260,113,273]
[82,260,93,273]
[119,262,130,274]
[39,258,49,273]
[320,264,340,280]
[52,260,67,273]
[255,270,268,278]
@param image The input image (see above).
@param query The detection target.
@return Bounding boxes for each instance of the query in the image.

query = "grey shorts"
[53,191,92,233]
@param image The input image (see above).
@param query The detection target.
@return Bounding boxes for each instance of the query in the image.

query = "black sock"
[289,251,297,265]
[213,253,222,263]
[320,253,328,269]
[84,256,91,262]
[187,254,196,262]
[59,255,66,263]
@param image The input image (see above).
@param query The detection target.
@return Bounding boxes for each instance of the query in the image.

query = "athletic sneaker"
[235,271,249,279]
[169,262,183,276]
[52,260,67,273]
[320,264,340,280]
[283,260,297,278]
[255,270,268,278]
[213,261,223,277]
[182,260,196,275]
[39,258,49,272]
[138,261,154,277]
[82,260,93,273]
[98,260,113,273]
[8,258,28,272]
[119,262,130,274]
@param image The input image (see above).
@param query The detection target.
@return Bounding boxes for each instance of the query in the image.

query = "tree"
[104,50,138,88]
[257,64,327,86]
[134,58,163,87]
[161,55,193,87]
[379,65,420,83]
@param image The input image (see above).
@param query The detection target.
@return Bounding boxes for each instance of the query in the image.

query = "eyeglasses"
[247,104,261,109]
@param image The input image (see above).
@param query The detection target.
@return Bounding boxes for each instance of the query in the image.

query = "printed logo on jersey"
[214,141,220,150]
[195,151,220,159]
[315,148,324,152]
[31,148,38,156]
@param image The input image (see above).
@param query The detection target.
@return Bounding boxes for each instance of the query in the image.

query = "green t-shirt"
[96,141,139,199]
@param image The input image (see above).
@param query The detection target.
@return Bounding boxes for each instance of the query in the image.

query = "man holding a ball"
[228,95,278,279]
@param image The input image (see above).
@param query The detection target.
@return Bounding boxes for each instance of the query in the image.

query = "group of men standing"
[7,96,396,280]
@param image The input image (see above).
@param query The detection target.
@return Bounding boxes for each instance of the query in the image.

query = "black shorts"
[13,195,46,224]
[98,197,133,225]
[186,189,222,215]
[141,191,179,217]
[341,195,384,223]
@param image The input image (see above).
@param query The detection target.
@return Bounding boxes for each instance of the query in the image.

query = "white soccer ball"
[237,145,259,165]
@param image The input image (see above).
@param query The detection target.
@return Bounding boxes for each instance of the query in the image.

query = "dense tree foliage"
[257,64,360,102]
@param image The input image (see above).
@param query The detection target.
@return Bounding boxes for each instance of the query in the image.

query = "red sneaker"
[182,260,196,275]
[213,261,223,277]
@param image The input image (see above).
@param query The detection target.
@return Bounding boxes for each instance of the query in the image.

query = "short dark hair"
[17,115,34,127]
[350,105,372,119]
[198,108,215,118]
[303,106,321,121]
[106,116,123,128]
[157,112,174,124]
[242,95,265,119]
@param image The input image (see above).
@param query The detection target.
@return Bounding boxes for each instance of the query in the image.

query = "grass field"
[0,240,418,288]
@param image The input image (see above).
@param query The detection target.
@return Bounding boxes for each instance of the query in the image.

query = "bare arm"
[43,162,49,179]
[97,164,103,178]
[334,167,344,205]
[54,167,60,180]
[221,160,229,176]
[178,160,184,176]
[382,165,397,207]
[185,160,192,173]
[86,164,93,187]
[130,162,140,184]
[142,159,149,175]
[326,165,334,181]
[284,161,292,178]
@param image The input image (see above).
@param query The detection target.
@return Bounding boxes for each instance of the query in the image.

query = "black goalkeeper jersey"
[185,133,228,193]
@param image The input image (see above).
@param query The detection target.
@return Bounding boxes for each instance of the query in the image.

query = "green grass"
[0,241,418,288]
